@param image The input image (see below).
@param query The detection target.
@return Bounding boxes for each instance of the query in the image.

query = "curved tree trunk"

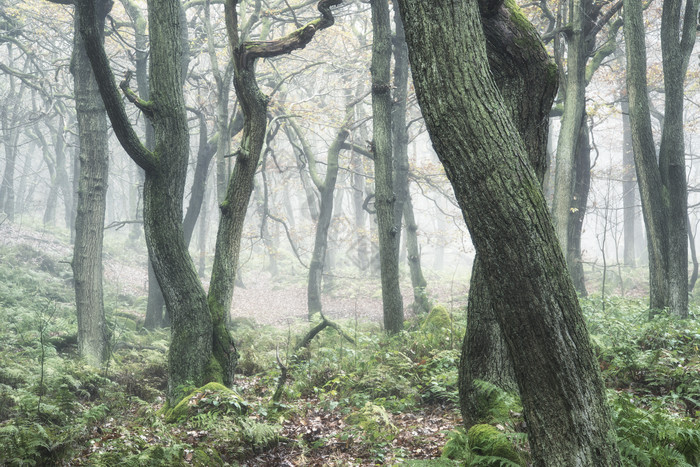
[460,0,557,428]
[397,0,620,464]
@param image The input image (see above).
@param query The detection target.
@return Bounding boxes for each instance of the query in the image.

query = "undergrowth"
[0,240,698,465]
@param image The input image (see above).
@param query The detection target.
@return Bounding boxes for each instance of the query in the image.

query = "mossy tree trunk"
[71,2,111,367]
[551,0,586,268]
[371,0,403,333]
[397,0,620,464]
[119,0,167,331]
[624,0,697,318]
[460,0,557,428]
[77,0,216,400]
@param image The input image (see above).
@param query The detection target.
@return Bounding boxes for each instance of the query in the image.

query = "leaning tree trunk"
[371,0,403,333]
[307,111,352,318]
[397,0,621,464]
[460,0,557,428]
[71,2,110,366]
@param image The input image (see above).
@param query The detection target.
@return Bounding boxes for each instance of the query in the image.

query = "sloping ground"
[0,221,468,327]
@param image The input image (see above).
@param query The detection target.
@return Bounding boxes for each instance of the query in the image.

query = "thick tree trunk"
[397,0,620,464]
[71,4,110,366]
[461,0,557,428]
[371,0,403,333]
[659,0,692,317]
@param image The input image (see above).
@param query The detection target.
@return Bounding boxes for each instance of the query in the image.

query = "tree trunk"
[461,0,557,428]
[392,4,428,314]
[397,0,621,464]
[659,0,692,318]
[551,0,587,260]
[624,0,696,318]
[568,119,590,296]
[371,0,403,333]
[620,89,637,267]
[71,3,110,366]
[307,110,352,318]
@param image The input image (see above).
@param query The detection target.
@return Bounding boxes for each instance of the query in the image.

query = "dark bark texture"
[460,0,557,427]
[397,0,620,464]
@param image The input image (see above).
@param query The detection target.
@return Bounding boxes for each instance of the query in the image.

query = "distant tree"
[623,0,698,318]
[392,3,429,314]
[396,0,620,464]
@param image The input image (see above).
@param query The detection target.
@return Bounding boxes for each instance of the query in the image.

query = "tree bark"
[461,0,557,428]
[371,0,403,333]
[620,88,637,267]
[71,2,110,366]
[397,0,620,464]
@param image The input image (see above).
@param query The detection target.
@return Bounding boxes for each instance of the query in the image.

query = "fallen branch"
[271,344,288,404]
[295,313,355,351]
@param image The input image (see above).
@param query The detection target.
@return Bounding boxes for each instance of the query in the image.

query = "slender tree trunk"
[397,1,621,464]
[371,0,403,333]
[307,109,352,318]
[621,89,637,267]
[71,3,110,366]
[551,0,586,259]
[568,119,590,296]
[392,4,428,314]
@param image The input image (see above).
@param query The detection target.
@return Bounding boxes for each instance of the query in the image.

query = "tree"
[460,0,557,427]
[548,0,622,295]
[392,3,429,314]
[73,0,341,402]
[71,0,111,366]
[396,0,620,464]
[371,0,403,333]
[623,0,698,318]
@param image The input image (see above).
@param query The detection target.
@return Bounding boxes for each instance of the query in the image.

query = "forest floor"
[1,221,698,466]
